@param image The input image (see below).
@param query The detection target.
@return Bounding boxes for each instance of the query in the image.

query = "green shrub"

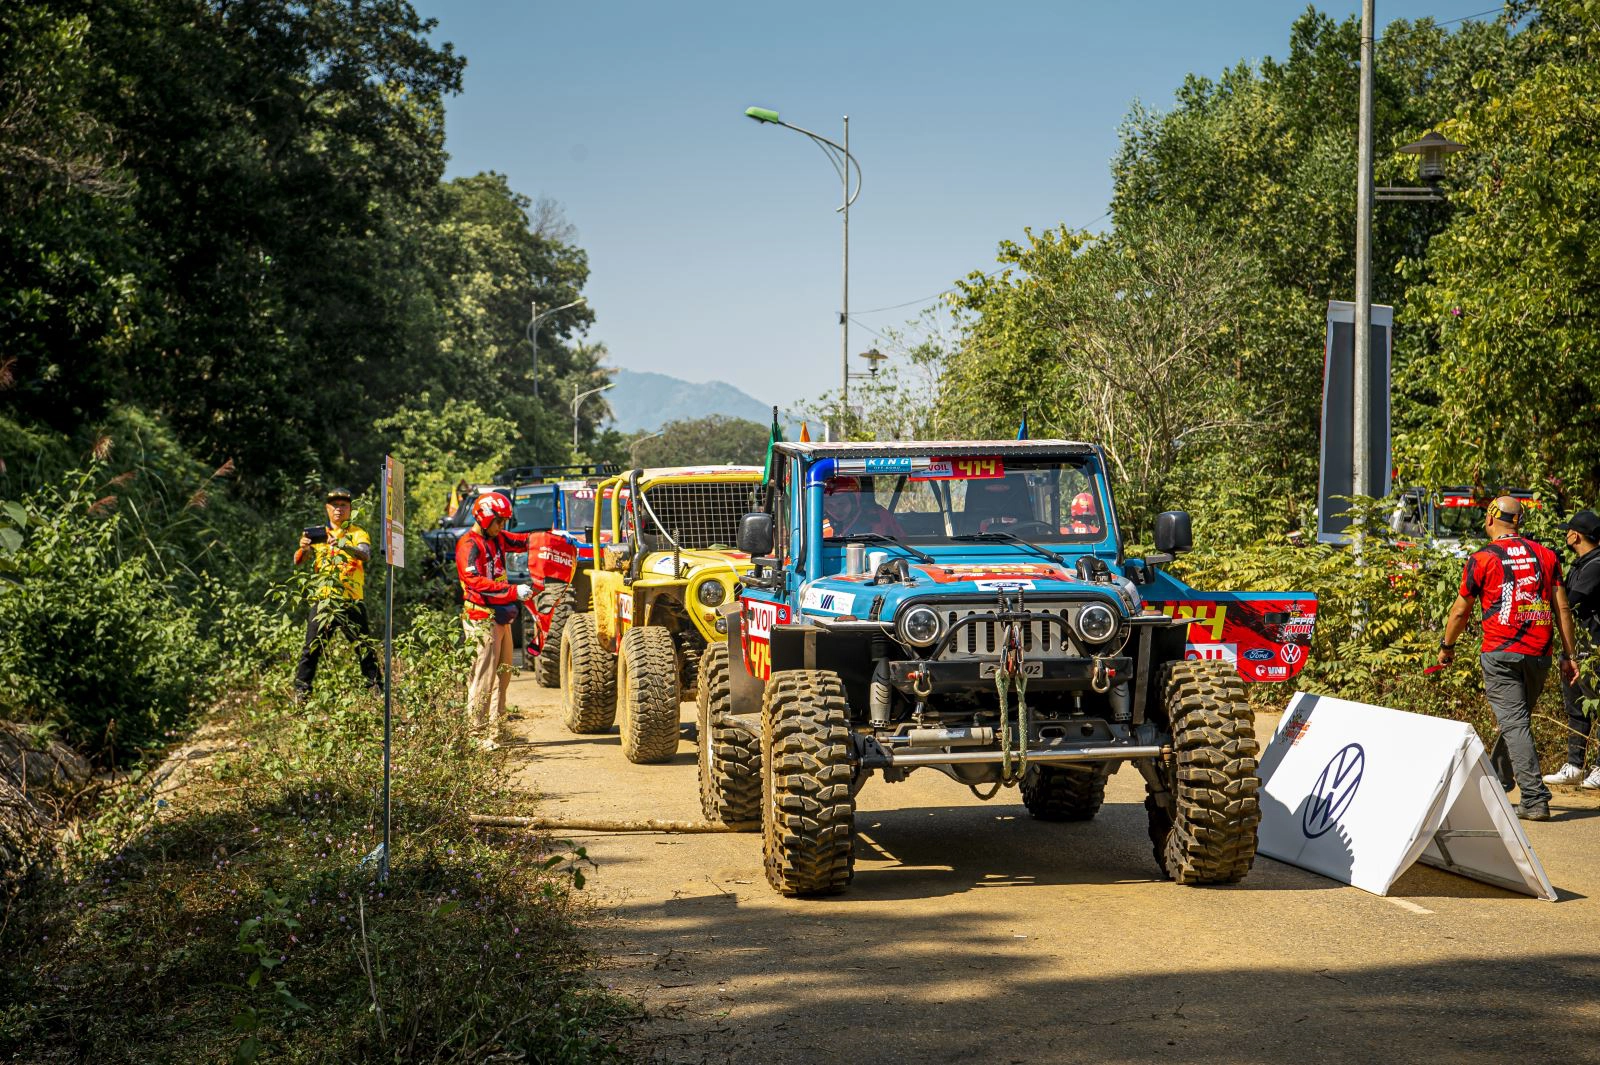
[1177,497,1586,761]
[0,464,216,764]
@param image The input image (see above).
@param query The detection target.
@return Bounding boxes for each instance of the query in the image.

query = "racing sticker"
[915,563,1068,585]
[801,586,856,614]
[618,593,633,624]
[741,597,791,680]
[1156,595,1318,684]
[975,579,1036,591]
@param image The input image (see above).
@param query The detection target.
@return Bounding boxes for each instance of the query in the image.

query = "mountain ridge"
[604,367,776,434]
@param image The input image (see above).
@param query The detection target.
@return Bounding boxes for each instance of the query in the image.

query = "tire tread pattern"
[560,612,616,733]
[762,670,855,896]
[697,644,760,826]
[533,582,573,688]
[1020,765,1107,821]
[1149,660,1260,885]
[618,626,681,764]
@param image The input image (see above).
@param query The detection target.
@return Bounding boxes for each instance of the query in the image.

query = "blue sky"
[413,1,1481,409]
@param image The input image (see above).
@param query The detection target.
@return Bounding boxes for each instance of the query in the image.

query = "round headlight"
[1075,602,1118,644]
[696,580,727,607]
[898,605,943,647]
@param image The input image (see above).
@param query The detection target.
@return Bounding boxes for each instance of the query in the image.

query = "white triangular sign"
[1256,692,1555,901]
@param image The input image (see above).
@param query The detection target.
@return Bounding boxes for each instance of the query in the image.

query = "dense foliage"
[846,2,1597,541]
[1,0,609,510]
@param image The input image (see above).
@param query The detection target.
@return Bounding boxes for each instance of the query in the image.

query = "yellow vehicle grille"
[640,482,759,551]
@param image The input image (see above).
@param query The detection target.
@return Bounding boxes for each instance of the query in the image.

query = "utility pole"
[841,115,850,438]
[1353,0,1376,499]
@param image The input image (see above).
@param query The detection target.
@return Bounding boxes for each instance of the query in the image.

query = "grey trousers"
[1481,651,1552,810]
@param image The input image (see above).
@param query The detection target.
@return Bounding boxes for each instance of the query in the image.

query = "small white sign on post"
[383,456,405,568]
[1257,692,1555,901]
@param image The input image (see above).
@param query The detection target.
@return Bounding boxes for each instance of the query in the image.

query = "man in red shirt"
[455,494,536,749]
[1438,496,1580,820]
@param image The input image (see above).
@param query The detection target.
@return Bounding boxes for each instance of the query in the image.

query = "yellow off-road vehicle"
[560,465,762,764]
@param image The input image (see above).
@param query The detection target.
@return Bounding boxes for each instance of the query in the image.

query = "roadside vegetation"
[1,598,630,1062]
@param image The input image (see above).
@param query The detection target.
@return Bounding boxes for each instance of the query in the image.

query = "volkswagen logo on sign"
[1302,742,1365,839]
[1280,642,1305,665]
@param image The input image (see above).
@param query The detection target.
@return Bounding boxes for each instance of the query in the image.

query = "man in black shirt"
[1544,509,1600,788]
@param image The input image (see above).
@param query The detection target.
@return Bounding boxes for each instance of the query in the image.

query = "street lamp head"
[858,347,888,377]
[745,106,781,124]
[1399,130,1466,184]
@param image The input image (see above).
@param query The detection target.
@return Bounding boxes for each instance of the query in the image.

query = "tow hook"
[907,665,934,699]
[1091,657,1114,693]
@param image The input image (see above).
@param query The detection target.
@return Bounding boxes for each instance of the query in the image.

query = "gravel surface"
[500,674,1600,1065]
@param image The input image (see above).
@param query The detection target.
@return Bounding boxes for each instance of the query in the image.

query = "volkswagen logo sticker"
[1303,742,1365,839]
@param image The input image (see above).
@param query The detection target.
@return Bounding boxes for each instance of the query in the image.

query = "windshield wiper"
[951,531,1063,565]
[825,531,935,565]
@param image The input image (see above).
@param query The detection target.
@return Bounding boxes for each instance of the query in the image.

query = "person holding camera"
[292,487,383,699]
[455,493,537,748]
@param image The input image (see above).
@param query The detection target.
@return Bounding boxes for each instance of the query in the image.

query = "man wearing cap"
[1437,495,1580,820]
[293,487,383,699]
[1544,509,1600,789]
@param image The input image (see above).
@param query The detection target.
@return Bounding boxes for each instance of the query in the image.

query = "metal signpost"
[378,456,405,881]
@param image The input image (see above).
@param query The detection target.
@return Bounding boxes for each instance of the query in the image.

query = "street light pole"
[744,106,862,437]
[527,296,587,399]
[842,114,850,434]
[572,382,615,451]
[1353,0,1376,500]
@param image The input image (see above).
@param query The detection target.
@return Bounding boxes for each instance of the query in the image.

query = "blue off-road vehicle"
[699,440,1318,896]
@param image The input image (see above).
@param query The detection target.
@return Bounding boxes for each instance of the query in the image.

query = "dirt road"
[500,676,1600,1065]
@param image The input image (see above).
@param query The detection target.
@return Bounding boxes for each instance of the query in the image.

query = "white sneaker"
[477,737,499,752]
[1583,765,1600,790]
[1543,763,1584,785]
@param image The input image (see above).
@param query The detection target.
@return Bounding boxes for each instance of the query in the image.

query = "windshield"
[510,486,557,532]
[1434,504,1483,539]
[820,457,1109,545]
[560,483,610,531]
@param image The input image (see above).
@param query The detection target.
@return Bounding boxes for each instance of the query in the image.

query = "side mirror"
[737,512,774,557]
[1153,510,1193,555]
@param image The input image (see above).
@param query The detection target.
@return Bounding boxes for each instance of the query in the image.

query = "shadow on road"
[609,888,1600,1065]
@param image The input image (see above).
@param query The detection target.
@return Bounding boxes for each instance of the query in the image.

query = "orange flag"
[799,422,811,442]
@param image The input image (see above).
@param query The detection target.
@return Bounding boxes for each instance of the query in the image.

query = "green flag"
[762,405,784,483]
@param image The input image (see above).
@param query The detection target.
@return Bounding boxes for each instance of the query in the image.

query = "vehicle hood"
[639,548,754,579]
[797,560,1138,618]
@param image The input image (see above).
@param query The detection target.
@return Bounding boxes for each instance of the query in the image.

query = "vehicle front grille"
[931,601,1122,660]
[639,482,759,551]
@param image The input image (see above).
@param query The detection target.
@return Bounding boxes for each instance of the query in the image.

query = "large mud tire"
[616,626,681,764]
[1146,660,1260,885]
[532,582,573,688]
[762,670,855,896]
[1020,764,1107,821]
[559,613,615,734]
[697,643,760,826]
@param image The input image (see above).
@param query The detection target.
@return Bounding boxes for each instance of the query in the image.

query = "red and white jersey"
[1460,535,1563,655]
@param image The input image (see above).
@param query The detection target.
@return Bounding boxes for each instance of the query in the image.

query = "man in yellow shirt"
[293,487,383,698]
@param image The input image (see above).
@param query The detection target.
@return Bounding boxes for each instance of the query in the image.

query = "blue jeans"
[1481,651,1552,810]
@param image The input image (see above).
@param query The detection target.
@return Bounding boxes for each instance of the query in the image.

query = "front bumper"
[886,656,1134,694]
